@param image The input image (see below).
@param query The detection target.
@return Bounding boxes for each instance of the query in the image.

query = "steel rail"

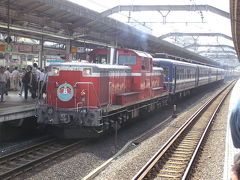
[0,138,55,162]
[132,81,235,180]
[182,82,232,179]
[0,139,83,180]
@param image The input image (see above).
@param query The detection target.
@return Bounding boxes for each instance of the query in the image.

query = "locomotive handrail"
[108,82,112,106]
[74,82,101,109]
[42,81,58,106]
[55,82,59,110]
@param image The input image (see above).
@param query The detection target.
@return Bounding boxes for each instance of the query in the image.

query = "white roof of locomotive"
[49,62,131,70]
[132,49,152,58]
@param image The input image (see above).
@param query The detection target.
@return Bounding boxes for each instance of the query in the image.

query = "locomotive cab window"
[118,54,137,65]
[92,54,107,64]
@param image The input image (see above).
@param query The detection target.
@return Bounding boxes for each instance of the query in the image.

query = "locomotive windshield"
[118,54,137,65]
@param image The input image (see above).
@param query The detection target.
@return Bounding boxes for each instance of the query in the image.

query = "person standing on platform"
[32,63,41,97]
[231,152,240,180]
[0,67,7,102]
[38,68,45,99]
[22,65,33,100]
[229,80,240,148]
[39,67,48,99]
[4,67,10,95]
[18,67,26,96]
[12,67,20,91]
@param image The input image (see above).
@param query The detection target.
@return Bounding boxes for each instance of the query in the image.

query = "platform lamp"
[5,0,12,44]
[4,0,12,67]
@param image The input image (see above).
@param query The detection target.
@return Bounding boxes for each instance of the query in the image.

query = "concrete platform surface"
[0,91,36,122]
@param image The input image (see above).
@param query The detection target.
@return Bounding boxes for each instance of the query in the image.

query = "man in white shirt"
[12,67,20,91]
[4,67,10,95]
[32,63,41,81]
[38,67,49,99]
[0,66,7,101]
[32,63,41,97]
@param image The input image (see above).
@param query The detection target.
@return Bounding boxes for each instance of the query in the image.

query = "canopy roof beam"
[101,5,230,19]
[159,32,232,41]
[184,44,235,51]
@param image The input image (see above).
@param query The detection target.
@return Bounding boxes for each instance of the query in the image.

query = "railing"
[74,82,101,110]
[108,82,112,106]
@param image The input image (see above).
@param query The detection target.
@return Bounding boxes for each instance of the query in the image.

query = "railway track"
[133,82,235,180]
[0,138,83,180]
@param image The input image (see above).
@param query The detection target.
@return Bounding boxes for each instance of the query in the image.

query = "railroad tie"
[160,169,183,173]
[184,137,199,140]
[181,139,198,142]
[169,157,188,161]
[157,173,181,178]
[164,165,186,169]
[174,151,192,155]
[168,161,186,165]
[175,148,193,152]
[171,154,190,158]
[180,142,197,145]
[178,145,195,149]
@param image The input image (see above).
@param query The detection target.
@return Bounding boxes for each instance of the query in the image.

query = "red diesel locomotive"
[37,49,167,138]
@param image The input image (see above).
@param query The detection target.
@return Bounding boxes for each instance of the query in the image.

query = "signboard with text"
[13,44,19,52]
[19,44,32,52]
[32,45,42,52]
[0,45,5,52]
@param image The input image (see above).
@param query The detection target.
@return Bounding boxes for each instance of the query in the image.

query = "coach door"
[173,66,176,94]
[195,66,199,87]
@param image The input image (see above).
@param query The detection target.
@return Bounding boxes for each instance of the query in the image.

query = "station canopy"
[0,0,238,67]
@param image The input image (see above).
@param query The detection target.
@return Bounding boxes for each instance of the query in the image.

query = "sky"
[68,0,237,65]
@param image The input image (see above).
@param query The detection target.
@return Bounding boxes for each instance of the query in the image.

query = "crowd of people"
[0,63,48,102]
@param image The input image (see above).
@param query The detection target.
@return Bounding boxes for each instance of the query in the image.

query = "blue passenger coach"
[153,58,224,97]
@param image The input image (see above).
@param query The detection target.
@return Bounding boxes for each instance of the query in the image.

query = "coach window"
[118,54,137,65]
[180,68,184,79]
[185,68,187,79]
[187,69,190,79]
[177,69,180,80]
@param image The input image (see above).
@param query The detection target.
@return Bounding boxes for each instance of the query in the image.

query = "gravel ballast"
[94,83,232,180]
[191,92,231,179]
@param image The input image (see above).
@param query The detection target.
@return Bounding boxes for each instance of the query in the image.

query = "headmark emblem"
[57,83,74,102]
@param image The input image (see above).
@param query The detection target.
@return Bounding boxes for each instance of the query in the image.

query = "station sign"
[0,45,5,52]
[19,45,32,52]
[32,45,42,52]
[71,46,85,53]
[46,59,65,63]
[6,45,12,52]
[12,44,19,52]
[77,47,85,53]
[71,46,77,53]
[65,54,72,61]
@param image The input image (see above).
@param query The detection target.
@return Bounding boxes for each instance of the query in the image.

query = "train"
[153,58,224,98]
[36,48,225,138]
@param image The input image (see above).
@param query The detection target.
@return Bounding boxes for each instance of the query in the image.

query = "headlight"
[83,68,92,76]
[52,67,59,76]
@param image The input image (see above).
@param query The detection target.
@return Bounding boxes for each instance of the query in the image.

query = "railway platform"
[0,91,36,123]
[224,121,239,180]
[224,79,240,180]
